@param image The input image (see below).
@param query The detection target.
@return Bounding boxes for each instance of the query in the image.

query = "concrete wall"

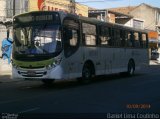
[0,0,7,57]
[6,0,28,18]
[130,4,156,30]
[0,25,7,57]
[124,19,133,27]
[28,0,88,17]
[0,0,6,19]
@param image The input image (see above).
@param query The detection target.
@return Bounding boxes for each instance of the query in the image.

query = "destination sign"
[14,13,60,25]
[16,15,53,22]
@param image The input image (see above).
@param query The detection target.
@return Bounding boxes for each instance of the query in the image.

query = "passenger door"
[63,18,81,78]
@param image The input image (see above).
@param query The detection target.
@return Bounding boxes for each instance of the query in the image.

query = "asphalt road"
[0,65,160,119]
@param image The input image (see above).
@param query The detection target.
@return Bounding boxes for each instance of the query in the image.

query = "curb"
[0,74,22,83]
[150,60,160,65]
[0,74,12,83]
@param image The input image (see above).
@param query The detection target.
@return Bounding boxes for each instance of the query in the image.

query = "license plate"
[27,71,36,76]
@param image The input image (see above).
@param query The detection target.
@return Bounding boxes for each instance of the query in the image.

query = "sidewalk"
[0,59,21,83]
[0,72,22,83]
[0,73,23,83]
[150,60,160,65]
[0,74,12,83]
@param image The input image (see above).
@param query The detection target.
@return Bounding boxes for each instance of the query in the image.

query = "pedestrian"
[1,29,13,64]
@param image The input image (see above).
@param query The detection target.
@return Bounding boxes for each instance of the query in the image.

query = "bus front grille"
[18,70,47,77]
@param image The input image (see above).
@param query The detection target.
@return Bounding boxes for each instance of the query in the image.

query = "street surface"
[0,63,160,118]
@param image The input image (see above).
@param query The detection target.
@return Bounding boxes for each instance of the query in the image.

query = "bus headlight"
[11,61,19,69]
[46,58,62,70]
[53,58,62,65]
[46,64,52,70]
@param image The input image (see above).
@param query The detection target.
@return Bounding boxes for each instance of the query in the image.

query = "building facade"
[0,0,8,56]
[6,0,28,18]
[88,9,133,24]
[28,0,88,17]
[129,4,160,31]
[0,0,28,56]
[110,3,160,39]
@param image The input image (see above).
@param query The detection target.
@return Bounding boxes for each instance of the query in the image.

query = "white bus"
[12,11,149,84]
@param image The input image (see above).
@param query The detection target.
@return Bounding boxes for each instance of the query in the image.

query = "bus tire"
[42,79,54,85]
[81,61,95,83]
[127,60,135,76]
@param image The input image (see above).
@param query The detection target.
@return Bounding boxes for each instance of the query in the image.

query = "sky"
[76,0,160,9]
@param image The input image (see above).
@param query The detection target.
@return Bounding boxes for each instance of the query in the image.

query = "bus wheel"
[42,79,54,85]
[81,62,94,83]
[127,60,135,76]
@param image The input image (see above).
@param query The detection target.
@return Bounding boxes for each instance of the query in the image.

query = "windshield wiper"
[42,23,47,29]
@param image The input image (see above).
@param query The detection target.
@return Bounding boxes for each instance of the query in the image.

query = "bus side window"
[120,30,126,47]
[139,33,143,48]
[111,28,115,46]
[134,32,140,48]
[142,33,147,48]
[127,32,134,47]
[82,23,96,46]
[99,26,110,46]
[127,32,131,47]
[115,29,121,47]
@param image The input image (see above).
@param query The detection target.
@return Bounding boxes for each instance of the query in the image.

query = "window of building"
[133,20,143,29]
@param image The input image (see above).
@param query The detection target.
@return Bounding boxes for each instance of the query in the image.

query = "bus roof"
[14,11,147,33]
[79,15,147,33]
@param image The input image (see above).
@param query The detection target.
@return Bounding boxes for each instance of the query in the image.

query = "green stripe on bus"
[13,58,54,67]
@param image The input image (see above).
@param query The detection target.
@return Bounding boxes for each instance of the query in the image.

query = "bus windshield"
[13,24,62,55]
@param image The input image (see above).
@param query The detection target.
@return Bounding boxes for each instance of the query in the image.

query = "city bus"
[12,11,149,84]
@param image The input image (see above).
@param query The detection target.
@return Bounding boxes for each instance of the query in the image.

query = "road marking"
[19,107,40,113]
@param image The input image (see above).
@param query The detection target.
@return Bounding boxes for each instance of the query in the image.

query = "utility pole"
[13,0,15,16]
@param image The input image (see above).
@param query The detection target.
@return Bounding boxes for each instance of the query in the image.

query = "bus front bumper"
[12,66,64,80]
